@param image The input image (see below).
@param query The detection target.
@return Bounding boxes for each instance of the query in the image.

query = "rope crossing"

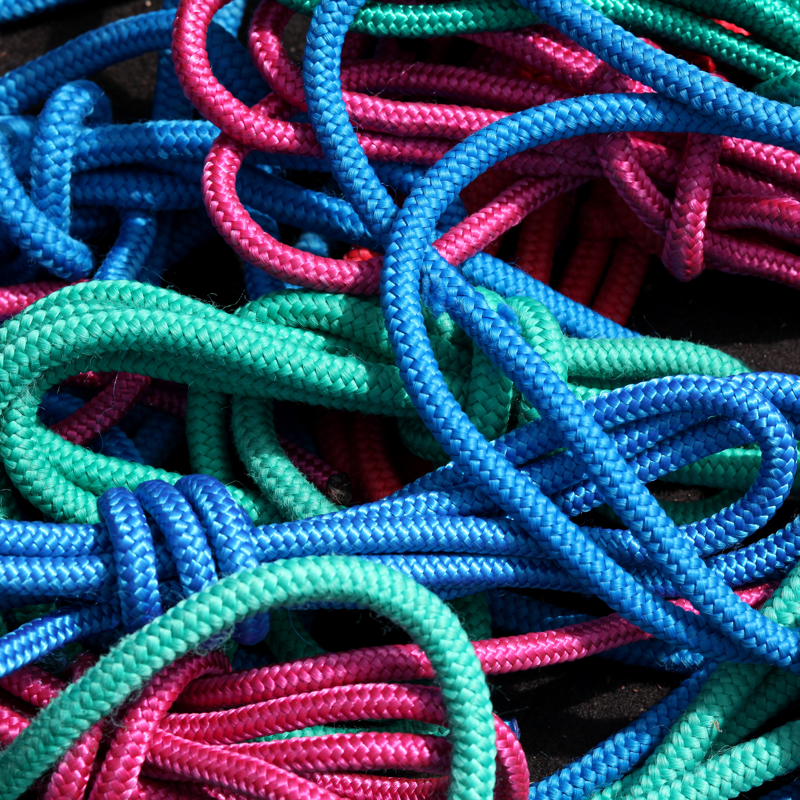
[1,0,800,798]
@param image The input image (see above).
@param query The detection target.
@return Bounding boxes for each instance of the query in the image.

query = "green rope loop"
[0,282,748,522]
[0,556,496,800]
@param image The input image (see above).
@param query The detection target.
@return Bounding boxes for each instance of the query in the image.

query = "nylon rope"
[1,0,800,799]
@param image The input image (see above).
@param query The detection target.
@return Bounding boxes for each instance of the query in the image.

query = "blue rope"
[0,7,515,289]
[762,782,800,800]
[0,0,82,24]
[300,0,800,674]
[1,1,795,677]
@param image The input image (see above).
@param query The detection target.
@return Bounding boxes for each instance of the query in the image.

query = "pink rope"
[0,582,773,799]
[180,582,775,710]
[172,0,800,307]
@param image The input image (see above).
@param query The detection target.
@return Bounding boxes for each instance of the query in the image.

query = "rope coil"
[3,0,800,798]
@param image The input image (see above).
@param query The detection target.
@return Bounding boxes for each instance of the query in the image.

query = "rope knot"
[595,129,722,282]
[20,80,110,279]
[2,80,157,282]
[100,476,269,644]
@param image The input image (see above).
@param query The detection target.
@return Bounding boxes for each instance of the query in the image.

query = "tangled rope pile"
[2,0,800,798]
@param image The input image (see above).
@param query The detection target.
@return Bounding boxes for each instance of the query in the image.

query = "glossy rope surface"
[3,0,800,798]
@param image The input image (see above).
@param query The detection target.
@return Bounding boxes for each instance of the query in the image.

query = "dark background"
[2,0,799,793]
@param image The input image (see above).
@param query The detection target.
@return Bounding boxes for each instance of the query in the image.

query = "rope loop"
[6,646,525,800]
[0,79,159,281]
[165,0,800,300]
[662,133,723,281]
[29,82,111,241]
[596,129,728,282]
[100,477,268,644]
[98,487,162,632]
[87,651,231,800]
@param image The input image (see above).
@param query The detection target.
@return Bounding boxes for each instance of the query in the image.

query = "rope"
[4,0,800,798]
[274,0,800,89]
[4,4,800,306]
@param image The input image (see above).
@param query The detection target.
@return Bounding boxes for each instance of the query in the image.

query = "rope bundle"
[3,0,800,799]
[171,0,800,310]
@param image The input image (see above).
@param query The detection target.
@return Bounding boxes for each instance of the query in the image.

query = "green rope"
[600,562,800,800]
[0,556,496,800]
[0,282,749,523]
[276,0,800,87]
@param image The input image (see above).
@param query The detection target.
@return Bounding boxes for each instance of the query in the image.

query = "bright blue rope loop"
[293,0,800,671]
[0,81,108,279]
[4,1,800,797]
[0,377,798,662]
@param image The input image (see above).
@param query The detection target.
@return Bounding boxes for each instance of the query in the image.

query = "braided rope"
[6,1,800,799]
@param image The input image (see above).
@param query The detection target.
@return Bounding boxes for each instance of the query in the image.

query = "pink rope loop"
[339,59,567,110]
[158,682,528,800]
[145,729,357,800]
[175,0,455,156]
[203,126,382,294]
[204,136,581,292]
[51,372,152,446]
[464,27,602,92]
[662,133,723,281]
[596,133,671,238]
[173,0,800,302]
[145,716,527,800]
[180,582,775,712]
[174,0,272,147]
[0,657,526,800]
[0,663,64,708]
[89,652,230,800]
[704,228,800,286]
[437,176,585,265]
